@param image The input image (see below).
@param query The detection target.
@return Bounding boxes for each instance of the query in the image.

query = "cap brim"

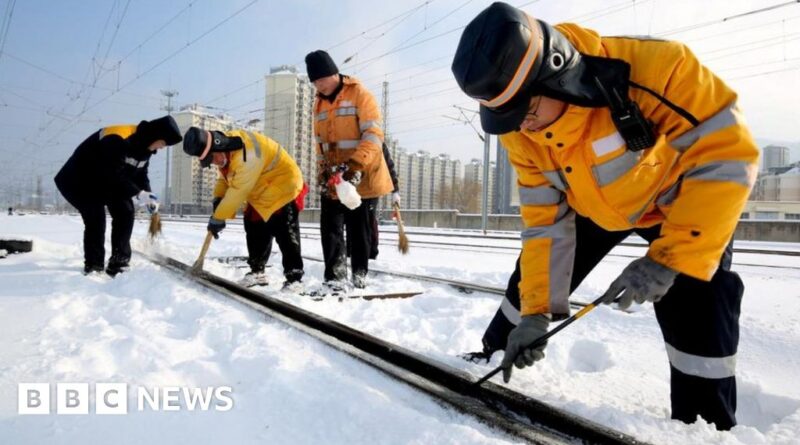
[479,97,530,135]
[164,134,183,146]
[199,155,214,168]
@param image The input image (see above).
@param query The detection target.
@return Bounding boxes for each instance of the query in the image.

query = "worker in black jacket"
[369,143,401,259]
[54,116,182,275]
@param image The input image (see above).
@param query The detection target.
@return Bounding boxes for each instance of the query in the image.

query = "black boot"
[106,256,130,277]
[83,263,105,275]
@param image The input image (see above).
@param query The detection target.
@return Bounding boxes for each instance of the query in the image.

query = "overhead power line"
[0,0,18,61]
[40,0,259,145]
[657,0,800,37]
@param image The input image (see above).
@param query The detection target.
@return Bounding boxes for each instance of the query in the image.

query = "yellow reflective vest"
[313,76,393,199]
[501,24,760,317]
[211,130,303,222]
[100,125,137,140]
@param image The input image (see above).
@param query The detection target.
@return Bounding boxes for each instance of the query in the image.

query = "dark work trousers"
[481,215,742,430]
[347,200,380,260]
[76,197,135,269]
[368,200,380,259]
[320,196,375,281]
[243,201,304,283]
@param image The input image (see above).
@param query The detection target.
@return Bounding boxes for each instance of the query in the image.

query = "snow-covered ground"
[2,214,799,444]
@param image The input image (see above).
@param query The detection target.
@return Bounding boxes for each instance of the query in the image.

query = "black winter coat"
[55,128,154,204]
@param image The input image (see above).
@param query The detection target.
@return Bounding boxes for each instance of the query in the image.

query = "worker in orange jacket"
[452,2,759,430]
[306,50,393,290]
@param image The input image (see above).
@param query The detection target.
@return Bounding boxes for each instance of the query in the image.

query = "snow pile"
[1,214,799,444]
[0,215,514,444]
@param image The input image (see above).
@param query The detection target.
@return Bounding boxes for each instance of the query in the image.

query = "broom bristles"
[394,204,409,254]
[397,225,409,254]
[148,212,162,239]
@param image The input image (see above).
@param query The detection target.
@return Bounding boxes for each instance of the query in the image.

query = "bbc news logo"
[18,383,233,415]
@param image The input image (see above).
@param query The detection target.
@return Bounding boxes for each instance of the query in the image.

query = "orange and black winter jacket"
[500,24,760,317]
[313,76,393,199]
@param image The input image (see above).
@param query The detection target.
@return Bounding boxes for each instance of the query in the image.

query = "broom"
[393,202,409,254]
[148,212,162,239]
[189,232,214,275]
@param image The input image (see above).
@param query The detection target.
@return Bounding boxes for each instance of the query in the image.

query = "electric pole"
[161,89,178,214]
[35,176,43,211]
[445,105,492,234]
[381,81,389,138]
[381,80,390,210]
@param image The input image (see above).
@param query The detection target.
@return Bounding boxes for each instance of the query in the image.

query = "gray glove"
[500,314,550,383]
[602,256,678,310]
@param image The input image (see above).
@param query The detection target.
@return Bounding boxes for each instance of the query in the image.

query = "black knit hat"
[136,115,182,146]
[305,50,339,82]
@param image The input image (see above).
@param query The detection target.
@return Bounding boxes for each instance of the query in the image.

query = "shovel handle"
[473,293,607,387]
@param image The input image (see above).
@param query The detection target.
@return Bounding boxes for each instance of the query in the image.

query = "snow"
[2,214,800,444]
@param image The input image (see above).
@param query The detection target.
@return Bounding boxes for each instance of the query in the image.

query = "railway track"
[138,250,647,445]
[209,253,594,309]
[159,217,800,258]
[296,233,800,271]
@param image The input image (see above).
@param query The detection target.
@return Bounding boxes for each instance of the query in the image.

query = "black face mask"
[200,132,245,168]
[528,23,656,150]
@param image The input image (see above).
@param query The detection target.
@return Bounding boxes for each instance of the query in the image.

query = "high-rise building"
[381,142,463,211]
[379,138,406,211]
[404,152,423,209]
[464,158,495,213]
[431,153,461,209]
[495,139,519,214]
[752,163,800,201]
[762,145,790,172]
[264,65,319,207]
[170,104,236,214]
[416,150,434,210]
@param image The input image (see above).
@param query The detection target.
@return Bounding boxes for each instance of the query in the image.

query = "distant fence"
[298,208,800,242]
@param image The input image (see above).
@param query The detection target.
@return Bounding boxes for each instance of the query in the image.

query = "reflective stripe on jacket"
[212,129,303,222]
[501,24,759,317]
[314,76,393,199]
[100,125,150,170]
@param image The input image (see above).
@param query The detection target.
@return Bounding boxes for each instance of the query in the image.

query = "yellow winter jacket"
[502,24,760,317]
[211,130,303,222]
[314,76,393,199]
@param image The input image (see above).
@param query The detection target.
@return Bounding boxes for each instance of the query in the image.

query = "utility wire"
[41,0,259,145]
[656,0,800,37]
[0,0,17,61]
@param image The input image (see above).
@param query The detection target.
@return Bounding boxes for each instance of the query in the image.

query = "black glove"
[500,314,550,383]
[601,256,678,310]
[211,197,222,212]
[207,217,226,239]
[317,166,333,197]
[342,162,362,186]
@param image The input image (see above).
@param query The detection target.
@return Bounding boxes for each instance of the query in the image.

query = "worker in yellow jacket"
[452,2,758,430]
[182,127,306,288]
[306,50,393,290]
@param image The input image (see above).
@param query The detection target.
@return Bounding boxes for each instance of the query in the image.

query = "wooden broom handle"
[196,232,213,263]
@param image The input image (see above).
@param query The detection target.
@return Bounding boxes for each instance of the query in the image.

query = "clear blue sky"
[1,0,798,202]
